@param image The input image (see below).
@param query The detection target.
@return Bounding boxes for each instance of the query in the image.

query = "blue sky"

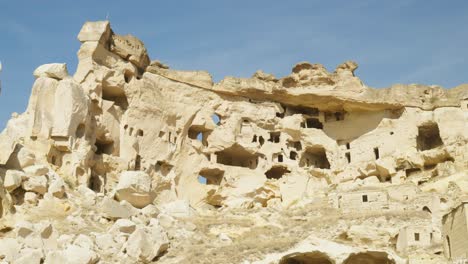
[1,0,467,129]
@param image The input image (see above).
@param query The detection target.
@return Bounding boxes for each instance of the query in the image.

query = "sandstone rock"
[77,20,111,44]
[100,196,137,219]
[24,191,38,204]
[0,238,20,262]
[16,248,44,264]
[24,165,49,177]
[4,170,24,192]
[48,178,66,198]
[33,63,68,80]
[0,20,466,264]
[114,171,155,208]
[110,219,136,234]
[22,175,48,194]
[15,220,34,238]
[124,225,169,262]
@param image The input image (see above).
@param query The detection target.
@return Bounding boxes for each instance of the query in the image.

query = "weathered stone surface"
[33,63,69,80]
[114,171,155,208]
[0,20,466,264]
[4,170,24,192]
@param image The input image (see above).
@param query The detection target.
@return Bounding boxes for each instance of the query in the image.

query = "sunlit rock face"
[0,20,466,263]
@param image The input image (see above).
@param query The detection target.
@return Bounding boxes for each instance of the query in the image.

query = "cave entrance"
[95,140,114,155]
[215,144,259,169]
[265,166,290,180]
[198,168,224,185]
[279,251,335,264]
[300,147,330,169]
[416,122,443,151]
[343,251,395,264]
[305,117,323,129]
[188,126,210,146]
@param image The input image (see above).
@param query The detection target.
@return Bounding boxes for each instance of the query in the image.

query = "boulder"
[110,219,136,234]
[16,248,44,264]
[4,170,24,192]
[33,63,68,80]
[22,175,48,194]
[48,178,66,198]
[124,225,169,262]
[100,196,137,219]
[77,20,111,44]
[115,171,155,209]
[24,165,49,177]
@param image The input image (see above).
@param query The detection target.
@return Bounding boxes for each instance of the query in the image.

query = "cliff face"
[0,21,466,263]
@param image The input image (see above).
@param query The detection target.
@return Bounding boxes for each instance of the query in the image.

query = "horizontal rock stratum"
[0,21,467,263]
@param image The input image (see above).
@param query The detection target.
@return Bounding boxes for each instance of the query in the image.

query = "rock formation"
[0,21,467,263]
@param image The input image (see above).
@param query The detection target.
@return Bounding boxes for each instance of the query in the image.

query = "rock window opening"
[102,92,129,110]
[276,112,285,118]
[414,233,420,241]
[417,122,443,151]
[198,169,224,185]
[75,124,86,138]
[374,147,380,160]
[155,161,173,176]
[290,151,297,160]
[215,145,259,169]
[284,105,319,116]
[137,129,144,137]
[294,141,302,151]
[252,135,257,143]
[346,143,350,149]
[362,195,368,202]
[212,114,221,126]
[300,147,330,169]
[158,131,165,138]
[265,166,290,180]
[135,155,141,170]
[335,112,344,121]
[259,136,265,146]
[305,118,323,129]
[345,152,351,163]
[95,140,114,155]
[406,168,421,177]
[124,71,133,83]
[269,132,281,143]
[188,126,209,146]
[277,154,283,162]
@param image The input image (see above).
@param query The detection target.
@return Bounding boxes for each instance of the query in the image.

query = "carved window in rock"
[304,117,323,129]
[269,132,281,143]
[265,166,290,180]
[198,168,224,185]
[215,144,259,169]
[416,122,443,151]
[299,147,330,169]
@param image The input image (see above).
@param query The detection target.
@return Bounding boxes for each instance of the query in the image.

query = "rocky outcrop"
[0,20,466,263]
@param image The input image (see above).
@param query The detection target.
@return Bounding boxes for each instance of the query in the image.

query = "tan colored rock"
[114,171,155,209]
[77,20,111,44]
[0,20,466,264]
[4,170,24,192]
[124,224,169,262]
[33,63,68,80]
[22,175,48,194]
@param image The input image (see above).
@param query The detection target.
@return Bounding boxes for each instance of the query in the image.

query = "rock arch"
[342,251,395,264]
[279,251,335,264]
